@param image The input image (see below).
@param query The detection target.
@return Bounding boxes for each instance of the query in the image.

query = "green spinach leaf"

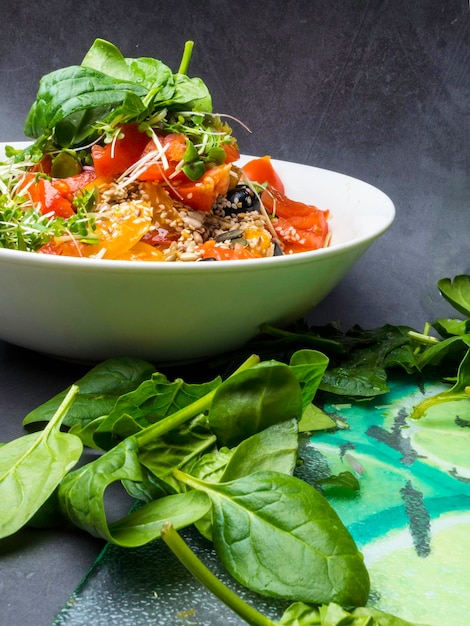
[22,357,156,429]
[438,275,470,318]
[174,469,370,607]
[92,372,221,450]
[279,601,432,625]
[289,349,329,409]
[0,386,82,539]
[208,361,303,448]
[411,347,470,419]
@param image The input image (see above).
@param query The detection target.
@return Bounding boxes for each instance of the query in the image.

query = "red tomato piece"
[199,240,257,260]
[91,123,150,179]
[137,134,188,182]
[242,156,285,193]
[261,187,329,253]
[222,142,240,163]
[62,167,97,194]
[169,163,232,212]
[30,154,53,175]
[21,175,74,218]
[37,240,86,257]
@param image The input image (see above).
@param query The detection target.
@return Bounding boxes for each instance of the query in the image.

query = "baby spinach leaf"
[24,38,212,148]
[107,491,211,547]
[81,38,173,96]
[138,427,217,492]
[22,357,156,429]
[122,464,176,503]
[58,434,210,546]
[192,420,299,542]
[221,419,299,482]
[438,274,470,318]
[174,469,370,607]
[411,348,470,419]
[289,349,329,409]
[92,373,221,450]
[208,361,303,448]
[298,403,336,432]
[316,471,360,494]
[186,447,233,484]
[432,318,470,337]
[0,386,82,539]
[319,325,414,398]
[58,437,143,538]
[24,65,148,145]
[414,334,468,369]
[279,601,432,625]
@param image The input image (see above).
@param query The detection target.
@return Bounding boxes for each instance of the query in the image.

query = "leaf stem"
[135,354,260,448]
[44,384,80,435]
[161,522,277,626]
[178,40,194,75]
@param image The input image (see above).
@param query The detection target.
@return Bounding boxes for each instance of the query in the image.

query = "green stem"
[44,384,80,435]
[135,354,260,449]
[161,522,277,626]
[178,40,194,75]
[408,330,440,345]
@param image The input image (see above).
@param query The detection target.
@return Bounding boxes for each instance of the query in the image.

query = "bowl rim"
[0,143,395,272]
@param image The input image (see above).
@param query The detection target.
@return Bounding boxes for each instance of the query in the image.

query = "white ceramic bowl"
[0,144,395,363]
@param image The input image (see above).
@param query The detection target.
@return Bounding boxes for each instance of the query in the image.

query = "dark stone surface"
[0,1,468,624]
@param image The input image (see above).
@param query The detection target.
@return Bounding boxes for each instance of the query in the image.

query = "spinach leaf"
[208,361,303,448]
[221,419,299,482]
[58,437,143,538]
[81,38,174,94]
[193,420,299,542]
[411,347,470,419]
[319,325,414,397]
[414,334,469,369]
[279,601,432,625]
[174,469,370,607]
[432,318,470,337]
[106,491,211,547]
[92,373,221,450]
[0,386,82,539]
[24,39,212,148]
[297,403,336,432]
[289,349,329,409]
[24,65,148,146]
[438,274,470,318]
[138,427,217,492]
[22,357,156,429]
[58,436,210,547]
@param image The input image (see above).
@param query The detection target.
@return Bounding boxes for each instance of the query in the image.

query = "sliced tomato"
[19,167,98,218]
[242,156,285,193]
[91,123,150,179]
[62,167,97,194]
[261,187,329,253]
[272,216,325,253]
[199,240,257,261]
[20,175,74,218]
[169,163,232,212]
[222,142,240,163]
[137,134,188,183]
[30,154,53,175]
[37,239,86,257]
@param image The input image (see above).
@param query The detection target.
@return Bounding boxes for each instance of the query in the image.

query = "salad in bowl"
[0,39,329,262]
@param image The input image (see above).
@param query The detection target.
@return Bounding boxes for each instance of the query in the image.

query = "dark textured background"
[0,1,468,624]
